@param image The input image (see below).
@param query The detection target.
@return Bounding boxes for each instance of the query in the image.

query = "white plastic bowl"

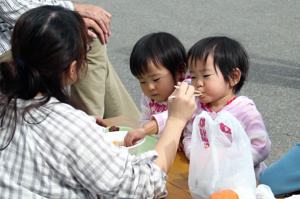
[105,131,145,154]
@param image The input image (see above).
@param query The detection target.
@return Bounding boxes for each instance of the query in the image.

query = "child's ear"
[229,68,241,87]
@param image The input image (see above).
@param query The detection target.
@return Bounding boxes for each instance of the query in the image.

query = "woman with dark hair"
[0,6,196,198]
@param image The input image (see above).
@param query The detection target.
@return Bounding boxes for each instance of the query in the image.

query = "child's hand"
[124,128,146,147]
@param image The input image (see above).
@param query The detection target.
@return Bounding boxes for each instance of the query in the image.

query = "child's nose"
[147,82,155,90]
[196,78,204,87]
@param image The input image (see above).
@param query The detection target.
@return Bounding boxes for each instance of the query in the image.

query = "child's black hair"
[188,36,249,93]
[130,32,187,80]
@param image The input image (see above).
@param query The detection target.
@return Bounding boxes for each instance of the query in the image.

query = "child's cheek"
[191,80,197,87]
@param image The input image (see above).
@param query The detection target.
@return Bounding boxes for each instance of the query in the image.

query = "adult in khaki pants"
[71,38,140,118]
[0,0,140,120]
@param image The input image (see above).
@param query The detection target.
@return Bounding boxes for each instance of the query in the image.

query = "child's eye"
[191,76,196,79]
[139,81,146,84]
[153,78,160,82]
[203,74,211,78]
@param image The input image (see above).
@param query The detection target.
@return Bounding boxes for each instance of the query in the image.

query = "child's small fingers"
[132,138,138,145]
[124,136,128,146]
[124,134,132,147]
[125,137,133,147]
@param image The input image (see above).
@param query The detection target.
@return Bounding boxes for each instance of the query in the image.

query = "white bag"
[188,111,256,199]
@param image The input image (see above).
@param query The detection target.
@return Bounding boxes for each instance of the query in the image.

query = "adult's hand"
[155,82,196,172]
[74,3,112,44]
[167,82,196,124]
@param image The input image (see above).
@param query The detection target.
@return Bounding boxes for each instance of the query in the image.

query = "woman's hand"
[167,82,196,125]
[155,82,196,172]
[124,128,146,147]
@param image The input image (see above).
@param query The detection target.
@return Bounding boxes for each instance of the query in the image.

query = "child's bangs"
[149,55,164,69]
[188,47,214,70]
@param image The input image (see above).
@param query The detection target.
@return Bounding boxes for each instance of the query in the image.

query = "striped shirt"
[0,97,167,198]
[0,0,74,55]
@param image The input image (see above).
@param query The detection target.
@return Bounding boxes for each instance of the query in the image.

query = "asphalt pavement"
[79,0,300,164]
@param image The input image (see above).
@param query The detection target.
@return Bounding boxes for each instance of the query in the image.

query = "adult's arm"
[154,83,196,172]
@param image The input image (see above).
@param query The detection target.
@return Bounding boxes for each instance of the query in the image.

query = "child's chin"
[152,98,163,102]
[151,97,165,102]
[198,96,207,103]
[198,95,205,100]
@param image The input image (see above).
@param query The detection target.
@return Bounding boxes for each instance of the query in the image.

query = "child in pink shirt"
[184,36,271,179]
[127,36,271,180]
[124,32,187,145]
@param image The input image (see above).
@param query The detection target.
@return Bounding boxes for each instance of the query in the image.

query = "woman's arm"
[154,83,196,172]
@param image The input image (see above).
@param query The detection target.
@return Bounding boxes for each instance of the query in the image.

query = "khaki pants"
[0,50,11,63]
[71,38,140,120]
[0,39,140,120]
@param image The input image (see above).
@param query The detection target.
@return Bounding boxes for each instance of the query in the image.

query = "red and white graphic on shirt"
[219,122,232,134]
[198,117,209,148]
[149,100,168,114]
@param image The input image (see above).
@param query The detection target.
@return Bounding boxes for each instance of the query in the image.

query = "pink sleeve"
[182,118,193,160]
[244,108,271,167]
[139,94,152,126]
[151,111,168,135]
[232,98,271,167]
